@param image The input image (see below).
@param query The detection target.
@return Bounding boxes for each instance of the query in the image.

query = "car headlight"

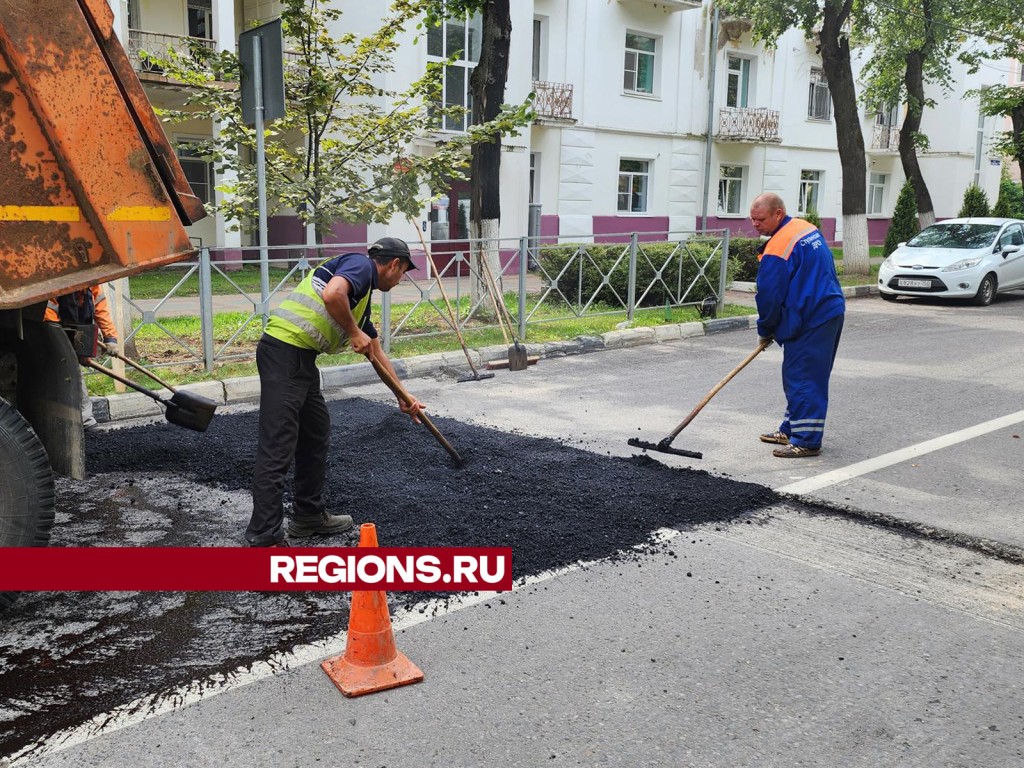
[941,258,983,272]
[881,256,895,269]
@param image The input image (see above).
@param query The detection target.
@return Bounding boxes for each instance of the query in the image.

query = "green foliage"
[884,180,920,257]
[803,204,822,230]
[958,184,991,218]
[728,237,767,282]
[536,240,736,309]
[149,0,532,237]
[992,167,1024,219]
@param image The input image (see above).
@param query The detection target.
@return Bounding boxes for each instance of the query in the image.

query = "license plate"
[897,278,931,288]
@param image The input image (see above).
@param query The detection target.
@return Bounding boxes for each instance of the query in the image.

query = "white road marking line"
[776,409,1024,496]
[10,529,682,766]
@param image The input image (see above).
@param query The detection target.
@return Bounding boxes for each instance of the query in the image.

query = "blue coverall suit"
[755,216,846,450]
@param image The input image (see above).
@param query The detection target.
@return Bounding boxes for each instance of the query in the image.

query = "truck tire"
[0,398,55,611]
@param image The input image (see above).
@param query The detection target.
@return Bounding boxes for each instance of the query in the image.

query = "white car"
[878,217,1024,306]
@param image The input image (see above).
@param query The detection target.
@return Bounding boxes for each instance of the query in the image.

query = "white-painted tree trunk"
[918,210,936,229]
[471,218,502,312]
[842,214,870,276]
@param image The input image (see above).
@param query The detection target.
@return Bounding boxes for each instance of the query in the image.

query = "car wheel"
[971,273,997,306]
[0,398,56,611]
[879,291,898,302]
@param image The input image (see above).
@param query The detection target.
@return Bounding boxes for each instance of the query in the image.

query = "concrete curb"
[91,287,878,424]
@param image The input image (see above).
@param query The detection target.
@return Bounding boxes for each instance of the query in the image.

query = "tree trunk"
[900,50,936,229]
[819,0,869,274]
[470,0,511,302]
[1012,102,1024,187]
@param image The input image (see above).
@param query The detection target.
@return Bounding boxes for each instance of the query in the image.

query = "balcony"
[532,81,575,123]
[717,107,781,143]
[871,125,900,152]
[617,0,701,10]
[126,29,217,79]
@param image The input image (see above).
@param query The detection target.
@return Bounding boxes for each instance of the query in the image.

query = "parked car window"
[998,224,1024,249]
[907,223,1001,250]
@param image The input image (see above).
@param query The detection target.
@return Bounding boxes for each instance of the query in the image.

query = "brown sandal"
[759,431,790,445]
[772,444,821,458]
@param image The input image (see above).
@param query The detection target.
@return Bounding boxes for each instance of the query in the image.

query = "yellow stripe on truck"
[107,206,172,221]
[0,205,80,221]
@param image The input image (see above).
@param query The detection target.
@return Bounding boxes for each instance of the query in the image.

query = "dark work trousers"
[246,334,331,546]
[777,314,844,450]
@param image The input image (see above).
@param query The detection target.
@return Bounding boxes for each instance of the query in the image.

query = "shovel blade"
[508,342,528,372]
[164,390,217,432]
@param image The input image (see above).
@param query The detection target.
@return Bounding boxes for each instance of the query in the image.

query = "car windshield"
[906,223,1001,249]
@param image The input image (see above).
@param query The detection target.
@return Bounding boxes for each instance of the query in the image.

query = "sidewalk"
[93,284,878,426]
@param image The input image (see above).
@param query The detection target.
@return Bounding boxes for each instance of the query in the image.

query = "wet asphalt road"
[0,400,777,759]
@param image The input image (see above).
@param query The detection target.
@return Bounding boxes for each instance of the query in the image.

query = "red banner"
[0,547,513,592]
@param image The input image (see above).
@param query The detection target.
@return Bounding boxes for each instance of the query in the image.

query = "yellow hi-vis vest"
[264,261,372,354]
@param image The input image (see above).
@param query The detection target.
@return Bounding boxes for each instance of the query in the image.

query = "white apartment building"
[109,0,1011,251]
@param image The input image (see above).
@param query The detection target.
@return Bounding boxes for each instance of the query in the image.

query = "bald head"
[750,193,788,236]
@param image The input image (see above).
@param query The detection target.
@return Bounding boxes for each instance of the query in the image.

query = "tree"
[958,183,991,217]
[150,0,530,241]
[977,85,1024,190]
[716,0,871,275]
[884,179,920,256]
[859,0,963,230]
[424,0,515,300]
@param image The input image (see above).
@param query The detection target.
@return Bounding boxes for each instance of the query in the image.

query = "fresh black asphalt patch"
[0,398,779,759]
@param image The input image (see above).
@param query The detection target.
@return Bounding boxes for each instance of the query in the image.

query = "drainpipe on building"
[700,5,720,233]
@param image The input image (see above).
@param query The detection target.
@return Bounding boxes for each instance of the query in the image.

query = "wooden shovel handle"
[369,357,464,467]
[665,337,773,443]
[106,347,178,393]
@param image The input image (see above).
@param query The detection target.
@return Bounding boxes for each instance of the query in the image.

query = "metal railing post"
[717,229,731,314]
[518,236,528,339]
[381,290,392,353]
[199,247,215,373]
[627,232,638,322]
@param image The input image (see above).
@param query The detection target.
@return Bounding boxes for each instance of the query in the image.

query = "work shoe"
[759,431,790,445]
[287,512,354,539]
[772,444,821,458]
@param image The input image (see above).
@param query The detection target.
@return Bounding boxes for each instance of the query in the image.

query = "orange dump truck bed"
[0,0,206,309]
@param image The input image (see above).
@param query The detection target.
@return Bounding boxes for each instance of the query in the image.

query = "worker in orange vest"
[45,285,119,429]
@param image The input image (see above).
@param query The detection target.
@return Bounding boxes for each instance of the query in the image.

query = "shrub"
[727,236,764,282]
[958,184,991,218]
[992,167,1024,219]
[536,238,736,309]
[803,204,822,230]
[883,180,920,257]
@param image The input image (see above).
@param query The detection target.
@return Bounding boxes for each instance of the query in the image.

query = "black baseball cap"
[368,237,414,269]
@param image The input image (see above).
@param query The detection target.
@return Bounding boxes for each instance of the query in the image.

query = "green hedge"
[727,237,763,282]
[537,239,737,308]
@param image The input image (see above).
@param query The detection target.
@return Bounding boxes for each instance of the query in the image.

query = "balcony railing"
[126,29,216,77]
[871,125,901,151]
[717,107,781,142]
[617,0,701,11]
[532,81,574,122]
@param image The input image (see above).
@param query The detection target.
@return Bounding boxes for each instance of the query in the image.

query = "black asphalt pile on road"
[0,399,778,760]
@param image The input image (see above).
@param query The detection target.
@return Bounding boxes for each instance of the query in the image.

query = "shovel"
[84,355,218,433]
[478,252,528,371]
[628,337,773,460]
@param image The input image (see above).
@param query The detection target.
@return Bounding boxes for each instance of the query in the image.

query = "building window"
[875,102,899,127]
[127,0,141,29]
[427,7,482,132]
[798,170,822,215]
[717,165,743,215]
[868,173,888,215]
[532,19,543,82]
[177,140,214,205]
[623,33,656,95]
[807,67,831,121]
[187,0,212,40]
[726,54,751,108]
[529,152,540,205]
[617,159,650,213]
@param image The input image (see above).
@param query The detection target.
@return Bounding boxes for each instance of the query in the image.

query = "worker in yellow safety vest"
[245,237,423,547]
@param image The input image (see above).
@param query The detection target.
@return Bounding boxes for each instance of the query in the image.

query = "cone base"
[321,651,424,698]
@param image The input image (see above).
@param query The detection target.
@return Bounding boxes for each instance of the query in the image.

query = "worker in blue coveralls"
[245,237,424,547]
[750,192,845,458]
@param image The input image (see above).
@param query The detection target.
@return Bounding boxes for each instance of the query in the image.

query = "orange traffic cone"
[321,523,424,697]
